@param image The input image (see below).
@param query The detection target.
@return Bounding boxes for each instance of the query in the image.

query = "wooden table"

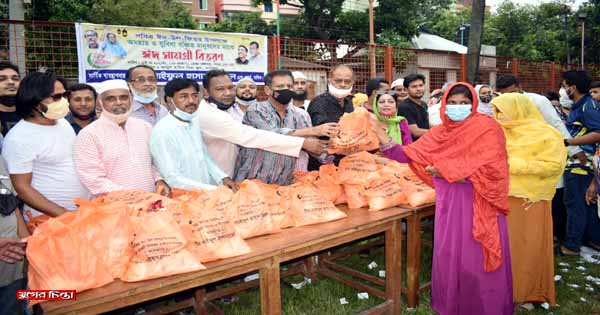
[318,204,435,309]
[40,206,412,315]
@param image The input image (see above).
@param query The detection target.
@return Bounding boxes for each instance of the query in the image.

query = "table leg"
[194,287,208,315]
[260,258,282,315]
[305,255,319,283]
[406,214,423,308]
[385,220,402,315]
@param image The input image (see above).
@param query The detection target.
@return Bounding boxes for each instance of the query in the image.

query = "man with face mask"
[234,70,338,185]
[150,79,236,191]
[475,84,494,116]
[291,71,310,111]
[126,65,168,126]
[232,77,258,122]
[74,79,170,198]
[3,72,87,219]
[560,70,600,256]
[307,64,355,170]
[0,62,22,137]
[197,69,326,177]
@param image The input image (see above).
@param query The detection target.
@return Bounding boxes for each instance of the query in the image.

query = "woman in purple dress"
[372,82,514,315]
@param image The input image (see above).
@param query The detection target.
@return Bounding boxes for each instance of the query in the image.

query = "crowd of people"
[0,58,598,314]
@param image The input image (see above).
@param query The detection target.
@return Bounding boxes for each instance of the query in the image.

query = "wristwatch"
[564,139,570,147]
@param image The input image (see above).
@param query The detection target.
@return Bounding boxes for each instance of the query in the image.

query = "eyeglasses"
[49,92,69,101]
[131,76,157,84]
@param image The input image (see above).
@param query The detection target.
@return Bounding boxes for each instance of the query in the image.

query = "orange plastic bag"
[337,152,380,184]
[179,186,251,263]
[72,199,133,279]
[403,185,436,207]
[293,170,319,184]
[121,209,205,282]
[290,183,347,227]
[344,184,369,209]
[27,216,114,305]
[364,177,408,211]
[258,182,295,229]
[315,164,344,204]
[96,190,186,223]
[227,180,280,239]
[329,108,380,155]
[25,210,50,234]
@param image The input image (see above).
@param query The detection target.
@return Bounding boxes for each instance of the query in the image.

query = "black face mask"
[0,95,17,107]
[208,96,234,111]
[237,95,257,102]
[292,91,307,101]
[272,89,294,104]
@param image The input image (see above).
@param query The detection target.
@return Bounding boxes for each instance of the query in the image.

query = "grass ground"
[212,232,600,315]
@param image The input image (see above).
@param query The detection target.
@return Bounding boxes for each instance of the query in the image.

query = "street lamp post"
[578,10,586,69]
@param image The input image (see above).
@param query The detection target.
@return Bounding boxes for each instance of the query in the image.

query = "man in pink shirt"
[74,79,170,198]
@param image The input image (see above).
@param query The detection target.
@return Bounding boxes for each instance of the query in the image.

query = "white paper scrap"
[558,262,570,267]
[368,261,378,270]
[379,270,386,278]
[554,275,562,282]
[577,266,587,271]
[244,273,259,282]
[357,292,369,300]
[339,298,349,305]
[568,283,580,289]
[541,302,550,310]
[580,297,587,302]
[560,268,569,273]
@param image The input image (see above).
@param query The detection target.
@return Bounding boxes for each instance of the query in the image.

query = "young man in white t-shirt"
[2,72,87,220]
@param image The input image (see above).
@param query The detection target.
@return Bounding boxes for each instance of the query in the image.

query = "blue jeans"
[0,278,26,315]
[563,172,600,251]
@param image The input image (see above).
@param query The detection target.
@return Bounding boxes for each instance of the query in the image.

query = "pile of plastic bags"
[25,179,348,302]
[295,152,436,211]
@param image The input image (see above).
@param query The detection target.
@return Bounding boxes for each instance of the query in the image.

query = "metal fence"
[1,19,596,97]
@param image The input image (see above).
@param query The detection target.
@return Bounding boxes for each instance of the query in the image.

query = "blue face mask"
[174,107,197,122]
[132,92,158,104]
[445,104,472,122]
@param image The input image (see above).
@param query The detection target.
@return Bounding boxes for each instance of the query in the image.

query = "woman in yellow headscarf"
[491,93,567,308]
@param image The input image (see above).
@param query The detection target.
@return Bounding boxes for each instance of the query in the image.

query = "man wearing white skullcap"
[391,78,408,103]
[291,71,311,111]
[232,76,258,122]
[74,79,170,198]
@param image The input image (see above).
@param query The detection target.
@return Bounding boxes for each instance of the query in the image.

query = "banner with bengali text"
[75,23,268,85]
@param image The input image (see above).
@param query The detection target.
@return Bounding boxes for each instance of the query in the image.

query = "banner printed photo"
[75,23,268,85]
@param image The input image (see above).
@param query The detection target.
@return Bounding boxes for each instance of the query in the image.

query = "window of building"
[264,3,273,12]
[199,0,208,10]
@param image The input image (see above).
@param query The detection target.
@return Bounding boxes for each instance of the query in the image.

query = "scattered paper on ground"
[378,270,386,278]
[339,297,348,305]
[368,261,378,270]
[357,292,369,300]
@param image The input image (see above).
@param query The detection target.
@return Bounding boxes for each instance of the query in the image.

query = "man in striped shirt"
[74,79,170,198]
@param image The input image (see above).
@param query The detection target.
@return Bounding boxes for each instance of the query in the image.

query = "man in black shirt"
[0,62,21,136]
[307,64,354,170]
[397,73,429,141]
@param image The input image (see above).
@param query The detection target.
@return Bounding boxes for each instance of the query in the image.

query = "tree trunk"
[466,0,485,84]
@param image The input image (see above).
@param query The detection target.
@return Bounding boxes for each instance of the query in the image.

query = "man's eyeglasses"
[131,77,157,84]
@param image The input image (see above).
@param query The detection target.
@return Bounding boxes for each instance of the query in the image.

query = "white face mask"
[101,100,132,124]
[559,87,573,109]
[41,97,70,120]
[328,83,352,99]
[130,85,158,104]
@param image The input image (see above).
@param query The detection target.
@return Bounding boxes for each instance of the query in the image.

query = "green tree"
[27,0,197,29]
[374,0,453,39]
[207,12,275,35]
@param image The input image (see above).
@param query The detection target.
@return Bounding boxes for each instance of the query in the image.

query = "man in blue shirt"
[150,78,236,191]
[561,70,600,255]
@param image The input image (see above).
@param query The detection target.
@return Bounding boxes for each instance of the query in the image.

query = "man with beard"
[291,71,310,111]
[126,65,168,126]
[391,78,408,103]
[0,62,21,137]
[197,69,326,177]
[65,83,97,134]
[74,79,170,198]
[150,78,236,191]
[232,77,258,122]
[396,73,429,140]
